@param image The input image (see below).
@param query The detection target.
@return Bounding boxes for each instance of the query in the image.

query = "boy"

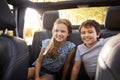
[71,19,109,80]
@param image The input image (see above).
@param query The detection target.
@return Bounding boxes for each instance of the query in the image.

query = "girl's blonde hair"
[44,18,72,59]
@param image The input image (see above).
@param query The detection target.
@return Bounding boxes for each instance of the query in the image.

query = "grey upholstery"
[101,6,120,38]
[105,6,120,30]
[0,36,29,80]
[0,0,16,30]
[42,10,59,30]
[67,30,82,46]
[0,0,29,80]
[95,6,120,80]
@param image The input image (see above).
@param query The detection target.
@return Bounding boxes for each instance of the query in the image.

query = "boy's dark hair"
[79,19,100,35]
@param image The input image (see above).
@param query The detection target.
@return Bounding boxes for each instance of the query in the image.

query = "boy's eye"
[81,31,85,34]
[88,30,94,33]
[81,30,94,34]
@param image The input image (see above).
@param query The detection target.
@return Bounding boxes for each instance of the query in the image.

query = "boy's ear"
[67,33,70,37]
[97,32,101,38]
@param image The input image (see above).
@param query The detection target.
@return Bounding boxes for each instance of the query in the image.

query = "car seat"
[101,6,120,38]
[0,0,29,80]
[95,6,120,80]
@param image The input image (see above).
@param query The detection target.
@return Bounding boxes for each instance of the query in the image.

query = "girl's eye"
[54,29,58,32]
[54,30,66,33]
[61,30,65,33]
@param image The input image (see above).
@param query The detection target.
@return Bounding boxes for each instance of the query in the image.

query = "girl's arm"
[35,48,44,80]
[61,48,76,80]
[70,61,81,80]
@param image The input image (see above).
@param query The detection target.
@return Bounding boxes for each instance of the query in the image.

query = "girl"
[28,18,76,80]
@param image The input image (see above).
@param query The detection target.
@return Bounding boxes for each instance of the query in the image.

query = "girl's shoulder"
[42,39,50,48]
[65,41,76,48]
[59,41,76,54]
[42,38,50,42]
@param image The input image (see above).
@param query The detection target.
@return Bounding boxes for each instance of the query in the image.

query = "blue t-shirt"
[42,39,76,72]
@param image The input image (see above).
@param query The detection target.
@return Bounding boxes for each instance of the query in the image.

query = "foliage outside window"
[59,7,108,25]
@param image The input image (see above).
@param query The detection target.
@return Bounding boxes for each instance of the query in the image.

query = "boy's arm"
[61,48,75,80]
[71,61,81,80]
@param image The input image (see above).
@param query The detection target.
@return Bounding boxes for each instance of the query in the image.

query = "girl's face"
[80,26,100,48]
[52,23,69,43]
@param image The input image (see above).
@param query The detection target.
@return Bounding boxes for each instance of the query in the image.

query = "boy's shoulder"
[77,43,84,47]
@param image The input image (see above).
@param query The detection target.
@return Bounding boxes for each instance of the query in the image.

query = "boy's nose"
[84,33,89,36]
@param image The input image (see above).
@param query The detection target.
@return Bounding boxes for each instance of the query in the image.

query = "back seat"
[30,6,120,80]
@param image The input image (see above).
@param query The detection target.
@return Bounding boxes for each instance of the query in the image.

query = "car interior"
[0,0,29,80]
[30,6,120,80]
[0,0,120,80]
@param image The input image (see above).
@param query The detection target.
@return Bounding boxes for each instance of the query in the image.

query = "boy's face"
[80,26,100,48]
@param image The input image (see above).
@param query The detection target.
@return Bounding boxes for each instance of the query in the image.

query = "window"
[24,8,42,45]
[59,7,108,25]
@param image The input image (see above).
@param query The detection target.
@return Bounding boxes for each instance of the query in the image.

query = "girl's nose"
[57,31,62,35]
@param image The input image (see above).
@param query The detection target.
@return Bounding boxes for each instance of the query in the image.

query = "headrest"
[0,0,16,30]
[42,10,59,30]
[105,6,120,30]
